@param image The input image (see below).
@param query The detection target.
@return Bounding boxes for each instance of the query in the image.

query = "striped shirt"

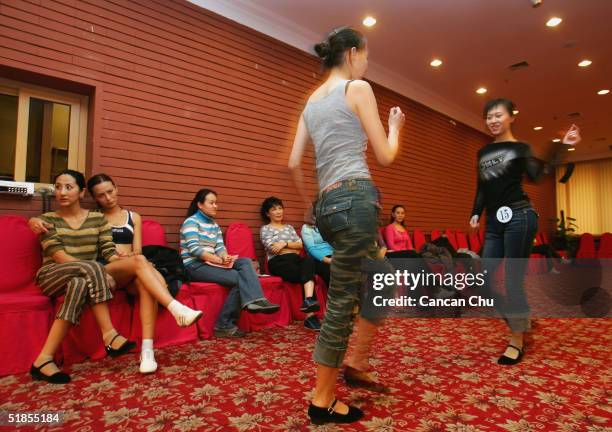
[180,210,226,266]
[260,224,301,262]
[39,211,117,267]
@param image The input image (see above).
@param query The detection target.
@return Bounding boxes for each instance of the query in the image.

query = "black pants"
[315,259,331,287]
[268,253,315,285]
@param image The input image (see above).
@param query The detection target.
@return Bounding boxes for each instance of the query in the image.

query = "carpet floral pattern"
[0,318,610,431]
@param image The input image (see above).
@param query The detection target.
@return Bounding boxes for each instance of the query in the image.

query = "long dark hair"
[87,173,116,197]
[187,188,217,218]
[314,26,366,70]
[390,205,406,226]
[54,169,86,191]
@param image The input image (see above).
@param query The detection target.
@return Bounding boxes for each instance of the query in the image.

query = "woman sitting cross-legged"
[181,189,280,338]
[29,172,203,374]
[30,170,134,383]
[260,196,320,330]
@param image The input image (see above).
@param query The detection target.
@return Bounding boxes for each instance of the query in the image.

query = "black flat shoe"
[245,299,281,314]
[497,344,524,365]
[300,297,320,313]
[308,399,364,425]
[30,360,71,384]
[105,334,137,358]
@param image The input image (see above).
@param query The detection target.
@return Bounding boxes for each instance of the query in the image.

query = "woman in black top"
[470,98,580,365]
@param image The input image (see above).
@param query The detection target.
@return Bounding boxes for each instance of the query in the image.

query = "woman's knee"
[65,277,89,298]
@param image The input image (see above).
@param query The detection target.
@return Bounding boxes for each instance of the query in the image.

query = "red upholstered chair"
[456,231,469,250]
[596,232,612,259]
[576,233,596,259]
[478,227,485,243]
[468,232,481,254]
[129,219,198,349]
[141,219,168,247]
[413,229,427,251]
[225,222,257,260]
[0,215,54,376]
[430,229,441,241]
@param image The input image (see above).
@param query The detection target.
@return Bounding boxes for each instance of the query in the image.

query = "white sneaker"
[175,306,203,327]
[139,349,157,374]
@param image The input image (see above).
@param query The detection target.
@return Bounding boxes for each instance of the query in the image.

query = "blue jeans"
[482,205,538,332]
[186,258,266,330]
[314,178,380,368]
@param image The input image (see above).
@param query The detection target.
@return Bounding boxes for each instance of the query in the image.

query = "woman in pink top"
[383,205,418,258]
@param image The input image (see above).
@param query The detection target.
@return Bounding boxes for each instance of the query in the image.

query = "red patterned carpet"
[1,318,610,432]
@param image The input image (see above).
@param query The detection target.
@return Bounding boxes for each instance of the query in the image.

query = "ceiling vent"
[508,61,529,70]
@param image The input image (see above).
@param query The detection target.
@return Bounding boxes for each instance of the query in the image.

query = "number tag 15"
[496,206,513,223]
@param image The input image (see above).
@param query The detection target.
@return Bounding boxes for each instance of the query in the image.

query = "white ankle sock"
[167,300,184,318]
[141,339,154,352]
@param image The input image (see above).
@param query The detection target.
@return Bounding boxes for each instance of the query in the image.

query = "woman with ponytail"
[288,26,406,424]
[180,189,280,338]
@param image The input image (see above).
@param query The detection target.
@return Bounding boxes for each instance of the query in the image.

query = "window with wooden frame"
[0,78,88,186]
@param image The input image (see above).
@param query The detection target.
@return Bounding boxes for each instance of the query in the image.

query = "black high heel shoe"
[497,344,524,365]
[105,334,137,358]
[308,399,364,425]
[30,360,71,384]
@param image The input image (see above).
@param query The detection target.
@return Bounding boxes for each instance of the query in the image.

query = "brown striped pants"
[36,261,113,325]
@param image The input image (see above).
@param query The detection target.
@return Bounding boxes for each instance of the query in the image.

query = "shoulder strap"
[344,79,354,94]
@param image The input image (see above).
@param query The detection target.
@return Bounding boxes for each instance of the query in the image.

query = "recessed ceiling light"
[598,89,610,95]
[578,60,592,67]
[534,126,543,131]
[362,16,377,27]
[552,138,561,142]
[476,87,487,94]
[513,110,519,115]
[546,17,562,27]
[430,59,443,67]
[567,148,575,151]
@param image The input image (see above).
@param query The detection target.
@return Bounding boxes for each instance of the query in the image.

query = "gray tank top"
[303,80,370,191]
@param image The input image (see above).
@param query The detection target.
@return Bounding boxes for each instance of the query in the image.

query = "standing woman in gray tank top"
[288,26,405,425]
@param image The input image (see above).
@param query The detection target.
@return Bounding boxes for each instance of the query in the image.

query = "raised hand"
[562,124,581,146]
[388,106,405,131]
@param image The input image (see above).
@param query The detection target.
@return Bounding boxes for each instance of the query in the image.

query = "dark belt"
[320,177,371,195]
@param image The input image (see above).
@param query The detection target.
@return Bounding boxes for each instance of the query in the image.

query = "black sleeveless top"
[111,210,135,245]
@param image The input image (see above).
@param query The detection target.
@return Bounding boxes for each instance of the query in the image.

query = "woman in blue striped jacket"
[180,188,280,338]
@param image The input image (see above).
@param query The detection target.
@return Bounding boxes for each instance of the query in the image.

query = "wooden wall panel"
[0,0,556,255]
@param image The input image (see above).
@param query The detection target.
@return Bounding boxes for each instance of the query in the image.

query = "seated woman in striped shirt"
[30,171,202,377]
[260,196,320,330]
[180,188,280,338]
[31,170,136,384]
